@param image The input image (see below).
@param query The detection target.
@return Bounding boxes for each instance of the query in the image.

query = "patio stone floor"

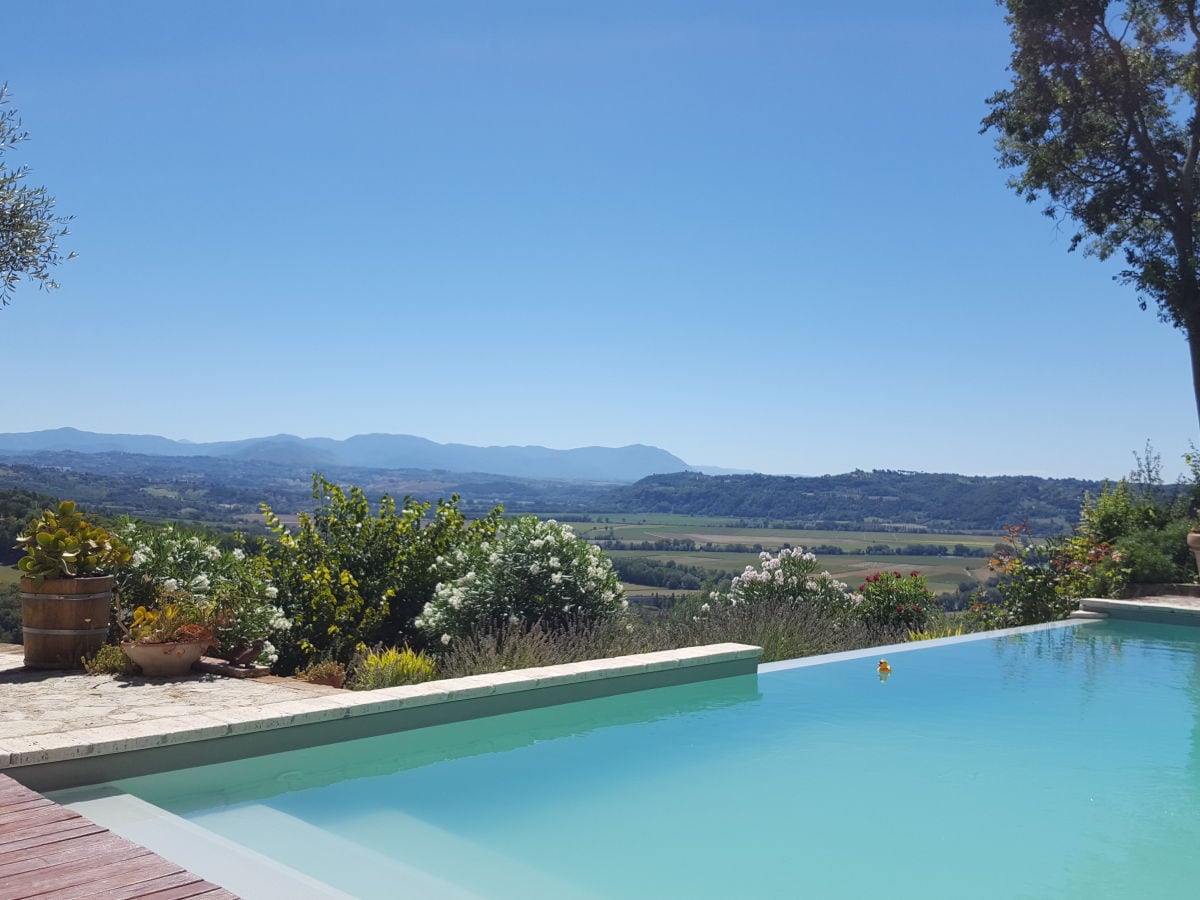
[0,643,338,752]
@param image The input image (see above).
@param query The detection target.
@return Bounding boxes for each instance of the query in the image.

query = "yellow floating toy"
[877,658,892,683]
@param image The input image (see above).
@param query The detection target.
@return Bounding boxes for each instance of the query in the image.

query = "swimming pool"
[53,619,1200,898]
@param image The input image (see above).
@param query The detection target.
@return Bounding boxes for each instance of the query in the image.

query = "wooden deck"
[0,774,237,900]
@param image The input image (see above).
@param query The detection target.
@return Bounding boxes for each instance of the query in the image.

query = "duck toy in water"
[877,658,892,683]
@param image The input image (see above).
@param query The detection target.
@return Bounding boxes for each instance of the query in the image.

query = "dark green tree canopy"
[984,1,1200,327]
[984,0,1200,425]
[0,83,73,307]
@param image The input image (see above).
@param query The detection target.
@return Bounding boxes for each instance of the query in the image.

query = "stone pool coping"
[2,642,760,791]
[1079,595,1200,624]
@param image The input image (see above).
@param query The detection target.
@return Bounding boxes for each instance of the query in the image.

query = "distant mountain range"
[0,428,696,483]
[0,434,1104,534]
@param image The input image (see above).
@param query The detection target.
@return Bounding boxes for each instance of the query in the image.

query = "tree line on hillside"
[0,460,1112,535]
[611,558,738,592]
[599,470,1104,533]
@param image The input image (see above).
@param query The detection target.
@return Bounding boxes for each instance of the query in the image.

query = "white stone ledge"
[1080,597,1200,619]
[1,643,761,772]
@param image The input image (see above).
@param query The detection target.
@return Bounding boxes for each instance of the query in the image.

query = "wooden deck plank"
[0,827,119,858]
[0,820,106,852]
[87,871,223,900]
[0,849,167,899]
[0,774,238,900]
[0,831,136,876]
[0,800,62,827]
[0,801,53,820]
[0,816,102,848]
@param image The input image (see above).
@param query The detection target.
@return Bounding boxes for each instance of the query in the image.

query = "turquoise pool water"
[63,620,1200,898]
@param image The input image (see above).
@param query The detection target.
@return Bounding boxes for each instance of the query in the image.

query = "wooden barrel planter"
[20,576,114,669]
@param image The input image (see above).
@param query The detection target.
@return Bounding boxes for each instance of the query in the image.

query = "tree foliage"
[0,84,73,307]
[984,1,1200,421]
[261,474,503,668]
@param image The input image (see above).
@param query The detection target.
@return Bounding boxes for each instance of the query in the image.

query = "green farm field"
[576,516,1001,599]
[563,516,1000,552]
[610,549,992,598]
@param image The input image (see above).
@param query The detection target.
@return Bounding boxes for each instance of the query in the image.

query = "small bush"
[716,547,854,617]
[907,622,969,642]
[851,570,940,633]
[82,643,137,675]
[1115,520,1194,584]
[262,475,502,668]
[674,598,884,662]
[438,600,885,676]
[418,517,625,642]
[348,646,437,690]
[438,618,653,678]
[297,658,346,686]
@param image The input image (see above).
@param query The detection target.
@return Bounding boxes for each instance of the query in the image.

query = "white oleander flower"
[441,633,452,645]
[265,586,279,599]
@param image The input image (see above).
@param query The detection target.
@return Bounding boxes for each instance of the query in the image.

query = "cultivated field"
[564,514,1001,599]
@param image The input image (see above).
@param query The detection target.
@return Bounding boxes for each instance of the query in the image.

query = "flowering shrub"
[852,570,939,634]
[416,517,625,642]
[713,547,855,617]
[262,475,502,667]
[348,646,437,690]
[115,520,288,665]
[986,522,1122,626]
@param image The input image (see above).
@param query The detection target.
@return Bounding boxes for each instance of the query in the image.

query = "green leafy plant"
[121,591,215,646]
[1112,520,1193,585]
[262,475,503,669]
[115,520,288,666]
[988,523,1091,626]
[851,570,941,635]
[15,500,130,584]
[297,658,347,687]
[82,642,138,675]
[907,623,969,642]
[347,646,436,690]
[712,547,855,617]
[416,517,625,644]
[0,84,75,307]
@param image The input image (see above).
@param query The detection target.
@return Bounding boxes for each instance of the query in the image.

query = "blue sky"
[2,1,1194,480]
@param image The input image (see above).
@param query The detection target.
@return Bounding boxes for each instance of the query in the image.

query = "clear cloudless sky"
[3,0,1196,480]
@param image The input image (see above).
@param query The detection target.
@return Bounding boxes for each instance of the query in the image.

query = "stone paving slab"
[0,642,762,776]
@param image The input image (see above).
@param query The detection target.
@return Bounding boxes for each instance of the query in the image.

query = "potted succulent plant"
[297,658,346,689]
[14,500,131,669]
[119,591,216,676]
